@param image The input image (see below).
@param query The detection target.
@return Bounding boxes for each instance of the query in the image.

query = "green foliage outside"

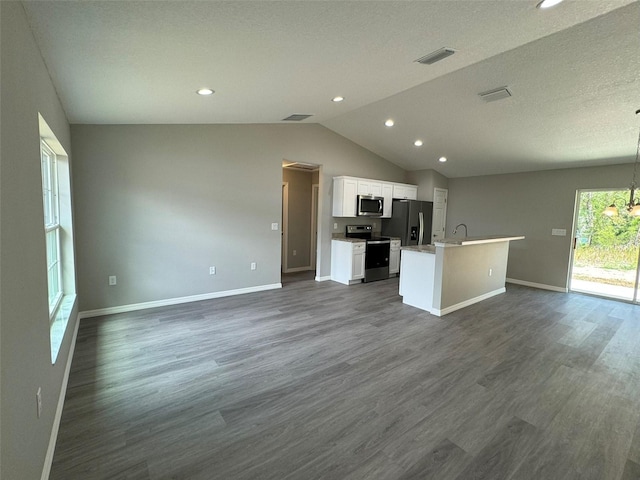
[574,191,640,287]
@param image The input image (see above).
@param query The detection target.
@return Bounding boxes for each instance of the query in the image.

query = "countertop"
[400,245,436,254]
[332,235,401,243]
[434,235,525,247]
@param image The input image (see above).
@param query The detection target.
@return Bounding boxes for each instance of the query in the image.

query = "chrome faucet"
[453,223,468,237]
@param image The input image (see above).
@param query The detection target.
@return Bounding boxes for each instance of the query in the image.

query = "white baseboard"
[79,283,282,319]
[41,314,80,480]
[506,278,567,293]
[315,275,331,282]
[283,266,314,273]
[431,287,506,317]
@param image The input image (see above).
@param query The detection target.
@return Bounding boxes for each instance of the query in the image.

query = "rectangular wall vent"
[415,47,456,65]
[282,114,313,122]
[479,87,512,102]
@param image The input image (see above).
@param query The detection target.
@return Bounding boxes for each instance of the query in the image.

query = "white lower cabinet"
[389,240,401,276]
[331,240,366,285]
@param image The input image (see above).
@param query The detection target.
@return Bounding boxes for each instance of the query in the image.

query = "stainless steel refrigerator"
[381,199,434,245]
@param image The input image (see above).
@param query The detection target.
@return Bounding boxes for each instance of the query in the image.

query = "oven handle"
[367,240,391,245]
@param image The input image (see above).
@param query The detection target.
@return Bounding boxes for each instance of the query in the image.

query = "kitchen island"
[399,235,524,316]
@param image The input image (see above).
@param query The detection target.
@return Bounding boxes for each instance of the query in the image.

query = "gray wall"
[71,123,405,311]
[446,163,635,289]
[282,168,313,270]
[1,2,79,479]
[407,169,449,202]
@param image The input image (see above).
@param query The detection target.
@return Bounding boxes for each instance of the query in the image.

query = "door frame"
[310,183,319,271]
[282,182,289,273]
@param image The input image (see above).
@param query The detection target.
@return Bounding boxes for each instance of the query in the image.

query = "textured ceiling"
[22,0,639,177]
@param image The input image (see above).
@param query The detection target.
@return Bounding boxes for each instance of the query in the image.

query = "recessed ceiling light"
[536,0,564,9]
[332,96,344,102]
[414,140,423,147]
[439,157,447,163]
[385,119,394,127]
[196,88,214,96]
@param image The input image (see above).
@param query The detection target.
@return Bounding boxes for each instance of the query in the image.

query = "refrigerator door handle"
[418,211,424,245]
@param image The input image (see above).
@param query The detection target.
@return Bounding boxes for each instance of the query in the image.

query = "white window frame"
[41,139,63,320]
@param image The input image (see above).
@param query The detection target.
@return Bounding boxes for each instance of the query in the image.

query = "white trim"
[281,182,289,272]
[79,283,282,319]
[41,315,80,480]
[284,266,314,273]
[311,183,319,270]
[506,278,568,293]
[315,275,331,282]
[430,287,505,316]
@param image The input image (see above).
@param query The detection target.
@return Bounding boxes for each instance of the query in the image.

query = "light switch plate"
[551,228,567,236]
[271,223,279,230]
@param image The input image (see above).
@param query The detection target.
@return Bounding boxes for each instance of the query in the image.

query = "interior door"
[432,188,448,242]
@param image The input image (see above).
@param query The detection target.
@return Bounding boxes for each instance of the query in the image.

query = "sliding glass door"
[570,189,640,301]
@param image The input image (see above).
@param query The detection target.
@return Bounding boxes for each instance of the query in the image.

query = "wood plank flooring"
[50,278,640,479]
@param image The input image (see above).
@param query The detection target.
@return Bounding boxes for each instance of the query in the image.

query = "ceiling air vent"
[282,114,313,122]
[415,47,456,65]
[479,86,512,103]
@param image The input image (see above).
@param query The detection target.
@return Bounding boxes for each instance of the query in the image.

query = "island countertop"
[400,245,436,254]
[434,235,525,247]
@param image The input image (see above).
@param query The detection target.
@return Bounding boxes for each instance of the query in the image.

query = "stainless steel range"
[345,225,390,282]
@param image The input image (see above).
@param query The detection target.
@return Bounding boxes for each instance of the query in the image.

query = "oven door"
[364,241,390,282]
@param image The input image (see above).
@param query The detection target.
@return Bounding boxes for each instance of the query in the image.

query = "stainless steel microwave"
[357,195,384,216]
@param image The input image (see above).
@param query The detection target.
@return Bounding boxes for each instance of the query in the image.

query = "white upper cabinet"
[333,176,417,217]
[381,183,393,218]
[333,177,358,217]
[392,184,418,200]
[357,180,382,197]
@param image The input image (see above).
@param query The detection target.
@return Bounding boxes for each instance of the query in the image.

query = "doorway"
[570,189,640,301]
[281,161,320,282]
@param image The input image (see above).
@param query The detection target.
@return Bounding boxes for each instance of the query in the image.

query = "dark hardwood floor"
[51,277,640,479]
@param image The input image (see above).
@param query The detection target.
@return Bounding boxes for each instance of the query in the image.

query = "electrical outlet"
[36,387,42,418]
[293,250,297,256]
[373,222,377,228]
[209,266,216,275]
[271,223,279,230]
[251,262,257,270]
[334,223,338,230]
[108,275,117,286]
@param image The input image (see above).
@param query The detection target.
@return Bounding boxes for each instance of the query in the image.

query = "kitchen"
[329,175,524,315]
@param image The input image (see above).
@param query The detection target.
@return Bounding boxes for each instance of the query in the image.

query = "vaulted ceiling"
[22,0,639,177]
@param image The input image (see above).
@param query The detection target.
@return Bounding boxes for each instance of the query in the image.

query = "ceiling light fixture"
[439,157,447,163]
[385,119,394,127]
[414,140,423,147]
[196,88,214,96]
[604,110,640,217]
[332,96,344,103]
[536,0,564,9]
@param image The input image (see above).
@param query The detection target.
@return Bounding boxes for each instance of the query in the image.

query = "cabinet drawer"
[352,242,366,253]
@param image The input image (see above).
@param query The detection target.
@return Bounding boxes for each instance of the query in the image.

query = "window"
[39,113,77,363]
[41,139,63,318]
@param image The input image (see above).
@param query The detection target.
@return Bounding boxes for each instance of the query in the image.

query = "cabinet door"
[333,177,358,217]
[405,186,418,200]
[343,179,358,216]
[352,251,365,279]
[381,183,393,217]
[389,249,400,274]
[358,180,382,197]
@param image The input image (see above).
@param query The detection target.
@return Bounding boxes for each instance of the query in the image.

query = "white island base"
[399,236,524,317]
